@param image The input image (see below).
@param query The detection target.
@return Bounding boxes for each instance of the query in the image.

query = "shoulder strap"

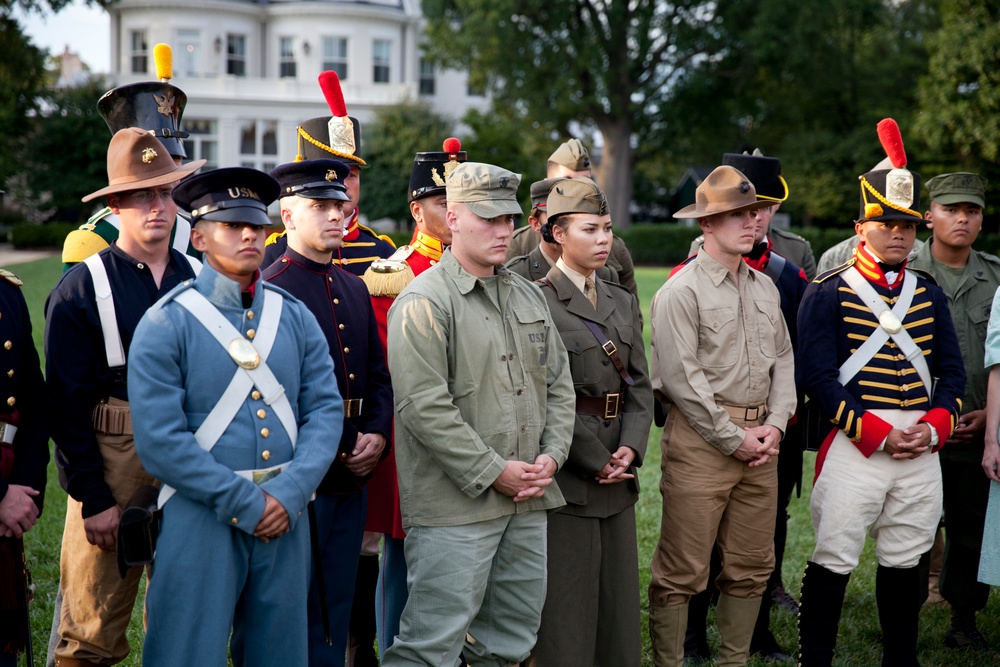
[763,252,786,284]
[838,268,932,396]
[183,254,202,275]
[83,254,126,369]
[172,216,192,255]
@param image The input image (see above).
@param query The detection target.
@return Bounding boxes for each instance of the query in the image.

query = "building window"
[182,119,218,170]
[418,58,436,96]
[227,34,246,77]
[130,30,148,74]
[240,120,279,170]
[176,29,200,78]
[279,37,296,79]
[322,37,348,80]
[372,39,391,84]
[467,79,486,97]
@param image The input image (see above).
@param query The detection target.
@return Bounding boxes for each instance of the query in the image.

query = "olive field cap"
[672,166,773,219]
[546,177,609,218]
[445,162,522,219]
[926,172,987,208]
[547,138,590,172]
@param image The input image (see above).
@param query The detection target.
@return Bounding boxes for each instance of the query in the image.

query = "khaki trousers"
[55,399,156,665]
[648,409,776,607]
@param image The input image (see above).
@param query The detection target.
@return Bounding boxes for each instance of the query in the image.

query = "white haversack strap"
[173,216,192,255]
[83,254,126,369]
[183,252,202,276]
[160,288,296,508]
[838,268,932,396]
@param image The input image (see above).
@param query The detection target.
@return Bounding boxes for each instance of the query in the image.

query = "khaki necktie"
[584,277,598,309]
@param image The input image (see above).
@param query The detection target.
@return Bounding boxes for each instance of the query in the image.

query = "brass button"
[339,324,345,330]
[328,277,333,283]
[349,373,355,380]
[6,397,14,407]
[3,341,11,351]
[343,347,350,354]
[257,409,266,419]
[6,370,12,378]
[247,329,256,339]
[251,390,262,400]
[261,427,270,438]
[333,298,340,305]
[262,450,271,461]
[501,354,507,361]
[247,310,254,320]
[231,517,239,525]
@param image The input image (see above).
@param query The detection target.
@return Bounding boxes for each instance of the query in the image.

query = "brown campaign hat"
[673,166,773,219]
[82,128,206,203]
[547,177,609,218]
[547,138,590,172]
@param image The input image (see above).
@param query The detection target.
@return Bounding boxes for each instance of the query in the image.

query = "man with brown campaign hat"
[384,162,574,666]
[63,44,201,271]
[505,138,639,300]
[128,167,343,666]
[262,159,393,667]
[647,165,795,667]
[44,127,205,666]
[907,171,997,653]
[796,120,965,666]
[264,71,396,273]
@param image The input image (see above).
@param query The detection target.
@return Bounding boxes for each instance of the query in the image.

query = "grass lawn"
[12,257,1000,665]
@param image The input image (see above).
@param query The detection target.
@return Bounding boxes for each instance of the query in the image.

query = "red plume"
[318,71,348,117]
[876,118,907,169]
[442,137,461,153]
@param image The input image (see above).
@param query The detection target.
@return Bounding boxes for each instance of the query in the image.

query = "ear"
[446,206,459,232]
[551,221,567,245]
[528,214,543,233]
[923,209,933,229]
[190,224,208,253]
[698,217,712,234]
[280,204,295,230]
[409,200,423,224]
[854,221,866,240]
[107,194,121,215]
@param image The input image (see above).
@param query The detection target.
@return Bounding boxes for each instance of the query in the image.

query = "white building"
[105,0,488,172]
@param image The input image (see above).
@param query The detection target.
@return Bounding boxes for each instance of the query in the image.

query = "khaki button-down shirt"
[387,250,575,528]
[651,249,796,454]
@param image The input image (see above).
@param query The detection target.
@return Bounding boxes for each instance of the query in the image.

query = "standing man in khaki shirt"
[647,166,796,667]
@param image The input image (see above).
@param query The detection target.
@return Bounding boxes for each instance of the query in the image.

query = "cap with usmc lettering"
[172,167,278,228]
[446,162,522,219]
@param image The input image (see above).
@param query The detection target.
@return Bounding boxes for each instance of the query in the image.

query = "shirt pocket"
[754,299,781,358]
[697,306,737,367]
[970,294,992,349]
[562,329,602,386]
[512,305,550,374]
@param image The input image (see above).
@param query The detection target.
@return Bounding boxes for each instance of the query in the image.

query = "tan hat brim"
[464,198,523,220]
[672,198,773,219]
[81,159,207,203]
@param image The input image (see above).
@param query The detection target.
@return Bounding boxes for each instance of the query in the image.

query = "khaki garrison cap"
[446,162,522,219]
[547,177,609,218]
[548,138,591,172]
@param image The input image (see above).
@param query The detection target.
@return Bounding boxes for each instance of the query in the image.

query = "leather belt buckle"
[604,393,621,419]
[601,340,617,356]
[344,398,364,419]
[744,405,760,421]
[0,421,17,445]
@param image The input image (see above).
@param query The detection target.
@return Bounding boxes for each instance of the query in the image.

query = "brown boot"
[716,593,762,666]
[649,602,688,667]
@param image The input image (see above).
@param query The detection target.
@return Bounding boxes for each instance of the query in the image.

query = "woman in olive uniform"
[531,178,653,666]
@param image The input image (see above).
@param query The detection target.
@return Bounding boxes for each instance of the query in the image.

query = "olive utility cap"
[547,138,590,172]
[530,177,567,211]
[926,172,987,208]
[672,165,773,219]
[547,177,609,218]
[82,127,206,203]
[446,162,522,219]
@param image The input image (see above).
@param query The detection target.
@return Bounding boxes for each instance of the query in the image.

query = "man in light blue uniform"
[128,167,344,666]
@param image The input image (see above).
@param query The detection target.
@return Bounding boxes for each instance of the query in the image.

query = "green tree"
[22,76,109,223]
[0,16,46,190]
[363,100,454,226]
[421,0,726,228]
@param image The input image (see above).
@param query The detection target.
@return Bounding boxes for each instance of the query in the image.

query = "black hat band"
[284,180,347,196]
[191,199,266,220]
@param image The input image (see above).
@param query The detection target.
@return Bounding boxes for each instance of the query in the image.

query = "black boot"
[876,564,921,667]
[346,554,380,667]
[798,561,849,667]
[684,588,712,664]
[944,608,990,653]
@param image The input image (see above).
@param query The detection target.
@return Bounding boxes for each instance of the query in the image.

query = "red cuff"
[920,407,954,453]
[856,411,893,458]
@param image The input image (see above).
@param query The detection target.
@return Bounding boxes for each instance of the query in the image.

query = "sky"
[17,0,111,73]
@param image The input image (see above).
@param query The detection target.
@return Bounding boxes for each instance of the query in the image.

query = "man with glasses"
[45,128,203,666]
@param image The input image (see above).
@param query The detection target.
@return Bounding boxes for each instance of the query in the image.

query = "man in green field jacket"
[384,162,575,667]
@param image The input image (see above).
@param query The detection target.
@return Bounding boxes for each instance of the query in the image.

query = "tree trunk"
[594,117,633,229]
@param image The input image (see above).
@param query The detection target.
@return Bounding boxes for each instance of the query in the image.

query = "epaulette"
[0,269,23,287]
[905,266,938,286]
[362,245,415,297]
[62,229,111,264]
[603,279,632,296]
[978,250,1000,268]
[159,278,198,305]
[83,206,112,231]
[813,258,856,283]
[265,230,287,247]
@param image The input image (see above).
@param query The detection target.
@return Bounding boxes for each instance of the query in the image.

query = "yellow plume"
[153,43,173,82]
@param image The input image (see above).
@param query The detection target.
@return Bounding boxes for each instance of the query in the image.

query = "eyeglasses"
[125,189,174,204]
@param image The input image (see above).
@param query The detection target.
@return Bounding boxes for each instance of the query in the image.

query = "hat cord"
[860,177,920,219]
[296,126,367,166]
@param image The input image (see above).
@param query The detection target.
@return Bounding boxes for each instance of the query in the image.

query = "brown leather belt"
[344,399,364,419]
[722,403,767,422]
[576,392,625,419]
